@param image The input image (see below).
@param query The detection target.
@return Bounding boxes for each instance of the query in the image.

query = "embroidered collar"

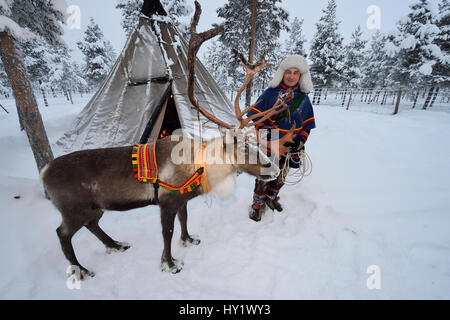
[280,82,300,91]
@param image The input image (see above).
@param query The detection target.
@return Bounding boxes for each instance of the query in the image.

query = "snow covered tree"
[282,17,307,57]
[217,0,289,103]
[104,40,117,68]
[116,0,142,36]
[77,17,112,88]
[309,0,345,87]
[20,40,52,84]
[361,31,391,88]
[203,39,231,96]
[0,0,65,173]
[45,44,88,98]
[385,0,442,89]
[19,37,88,98]
[0,61,11,97]
[433,0,450,87]
[342,25,367,87]
[116,0,192,37]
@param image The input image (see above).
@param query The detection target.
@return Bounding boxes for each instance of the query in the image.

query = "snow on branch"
[0,15,37,42]
[0,0,13,15]
[49,0,69,21]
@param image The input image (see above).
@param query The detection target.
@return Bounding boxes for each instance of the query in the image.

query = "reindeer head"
[220,128,279,181]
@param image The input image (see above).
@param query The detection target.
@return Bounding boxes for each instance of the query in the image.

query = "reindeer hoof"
[106,241,131,254]
[81,268,96,280]
[161,259,184,274]
[67,265,95,281]
[180,235,201,247]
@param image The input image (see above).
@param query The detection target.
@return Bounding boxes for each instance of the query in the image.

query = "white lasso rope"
[281,150,313,186]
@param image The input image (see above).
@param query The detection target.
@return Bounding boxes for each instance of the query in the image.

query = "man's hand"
[283,138,304,153]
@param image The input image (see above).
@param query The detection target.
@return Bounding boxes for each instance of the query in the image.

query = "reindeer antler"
[187,1,232,129]
[232,50,297,133]
[187,1,296,158]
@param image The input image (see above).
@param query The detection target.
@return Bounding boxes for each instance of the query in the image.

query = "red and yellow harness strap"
[132,144,204,195]
[132,143,158,183]
[159,168,204,195]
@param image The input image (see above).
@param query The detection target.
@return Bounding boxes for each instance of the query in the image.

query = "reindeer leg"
[160,206,183,273]
[56,220,95,280]
[178,203,200,247]
[85,212,131,253]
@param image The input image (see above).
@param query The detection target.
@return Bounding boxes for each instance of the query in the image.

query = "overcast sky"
[63,0,440,64]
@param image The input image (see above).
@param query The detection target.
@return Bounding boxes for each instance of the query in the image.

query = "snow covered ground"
[0,94,449,299]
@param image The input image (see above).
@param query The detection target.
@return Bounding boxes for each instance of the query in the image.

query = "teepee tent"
[57,0,237,152]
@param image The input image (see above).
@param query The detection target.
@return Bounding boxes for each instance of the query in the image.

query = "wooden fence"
[311,87,450,115]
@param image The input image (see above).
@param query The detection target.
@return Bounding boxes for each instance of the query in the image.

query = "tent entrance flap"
[157,94,181,139]
[139,81,172,143]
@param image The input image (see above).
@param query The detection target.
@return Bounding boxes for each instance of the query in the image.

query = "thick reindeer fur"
[42,135,278,279]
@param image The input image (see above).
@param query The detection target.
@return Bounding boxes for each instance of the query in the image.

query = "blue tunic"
[247,82,316,143]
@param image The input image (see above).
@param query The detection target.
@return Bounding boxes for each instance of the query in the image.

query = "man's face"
[283,68,301,87]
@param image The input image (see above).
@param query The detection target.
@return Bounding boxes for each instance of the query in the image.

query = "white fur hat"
[268,55,313,93]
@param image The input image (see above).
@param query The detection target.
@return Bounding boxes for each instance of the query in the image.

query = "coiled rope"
[281,150,313,186]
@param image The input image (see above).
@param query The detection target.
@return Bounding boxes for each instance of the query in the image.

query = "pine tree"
[21,40,52,85]
[342,25,367,87]
[282,17,307,57]
[72,61,89,93]
[104,40,117,68]
[45,44,87,97]
[309,0,345,88]
[361,31,390,88]
[77,17,112,88]
[203,40,230,94]
[385,0,441,89]
[0,0,64,173]
[434,0,450,87]
[0,61,10,97]
[217,0,289,101]
[116,0,143,36]
[116,0,192,37]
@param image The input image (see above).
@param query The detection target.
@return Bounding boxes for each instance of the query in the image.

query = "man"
[247,55,316,221]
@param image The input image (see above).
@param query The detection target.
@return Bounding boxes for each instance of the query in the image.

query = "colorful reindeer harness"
[131,144,204,199]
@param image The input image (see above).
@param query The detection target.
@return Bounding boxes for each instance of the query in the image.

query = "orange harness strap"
[194,142,210,193]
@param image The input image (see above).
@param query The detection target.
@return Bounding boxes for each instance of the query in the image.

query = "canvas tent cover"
[57,16,238,152]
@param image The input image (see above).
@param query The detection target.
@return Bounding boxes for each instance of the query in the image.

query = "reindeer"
[41,1,296,279]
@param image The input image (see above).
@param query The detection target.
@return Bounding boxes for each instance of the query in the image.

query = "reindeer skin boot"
[265,186,283,212]
[249,180,267,222]
[265,163,288,212]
